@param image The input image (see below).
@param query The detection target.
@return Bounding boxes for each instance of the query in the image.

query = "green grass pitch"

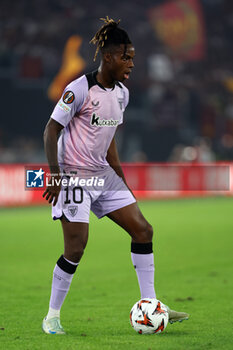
[0,197,232,350]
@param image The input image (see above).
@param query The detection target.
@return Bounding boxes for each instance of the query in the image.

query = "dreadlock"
[90,16,132,61]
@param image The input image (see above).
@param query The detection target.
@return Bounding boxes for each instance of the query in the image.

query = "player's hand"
[42,174,61,206]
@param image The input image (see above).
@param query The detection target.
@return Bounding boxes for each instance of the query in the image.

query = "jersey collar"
[93,70,122,91]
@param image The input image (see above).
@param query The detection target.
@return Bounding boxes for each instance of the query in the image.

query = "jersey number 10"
[64,186,84,204]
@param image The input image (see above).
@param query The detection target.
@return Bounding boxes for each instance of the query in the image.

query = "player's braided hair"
[90,16,131,61]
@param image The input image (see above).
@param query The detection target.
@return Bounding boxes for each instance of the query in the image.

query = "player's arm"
[106,136,135,198]
[106,136,127,183]
[43,118,64,206]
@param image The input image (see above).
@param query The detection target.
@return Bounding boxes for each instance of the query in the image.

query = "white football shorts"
[52,167,136,223]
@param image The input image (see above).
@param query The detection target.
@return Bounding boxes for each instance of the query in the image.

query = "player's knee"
[65,248,84,263]
[144,223,153,242]
[133,221,153,243]
[64,240,87,263]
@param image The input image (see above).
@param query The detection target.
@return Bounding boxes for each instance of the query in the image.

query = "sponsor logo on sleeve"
[63,91,75,104]
[58,100,71,113]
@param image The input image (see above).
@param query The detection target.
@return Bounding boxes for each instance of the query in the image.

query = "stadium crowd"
[0,0,233,162]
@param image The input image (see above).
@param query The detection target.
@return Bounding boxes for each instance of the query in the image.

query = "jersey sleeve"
[50,75,88,127]
[118,84,129,125]
[123,86,129,109]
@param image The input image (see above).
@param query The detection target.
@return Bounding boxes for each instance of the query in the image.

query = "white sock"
[46,255,79,320]
[47,264,74,319]
[131,252,156,299]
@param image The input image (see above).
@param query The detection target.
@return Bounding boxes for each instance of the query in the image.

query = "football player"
[42,17,189,334]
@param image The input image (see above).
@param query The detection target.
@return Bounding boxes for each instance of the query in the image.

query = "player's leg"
[107,202,189,323]
[107,202,156,299]
[48,219,89,313]
[43,219,89,334]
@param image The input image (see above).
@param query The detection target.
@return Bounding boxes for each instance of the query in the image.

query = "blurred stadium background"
[1,3,233,348]
[0,0,233,205]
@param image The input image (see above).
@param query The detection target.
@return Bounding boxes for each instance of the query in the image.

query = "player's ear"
[103,52,112,63]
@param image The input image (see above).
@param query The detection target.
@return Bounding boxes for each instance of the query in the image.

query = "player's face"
[108,44,135,82]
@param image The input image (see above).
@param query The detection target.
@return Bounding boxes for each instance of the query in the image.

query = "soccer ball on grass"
[130,298,169,334]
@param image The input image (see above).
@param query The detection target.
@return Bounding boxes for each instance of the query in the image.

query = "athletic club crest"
[68,206,78,217]
[117,89,125,111]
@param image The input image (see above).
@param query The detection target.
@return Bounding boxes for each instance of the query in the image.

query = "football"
[129,298,169,334]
